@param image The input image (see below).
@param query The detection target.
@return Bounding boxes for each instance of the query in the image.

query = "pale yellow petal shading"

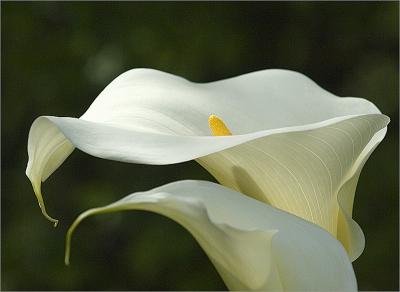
[197,114,388,260]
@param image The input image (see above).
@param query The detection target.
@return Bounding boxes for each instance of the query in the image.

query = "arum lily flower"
[65,180,358,291]
[26,69,389,261]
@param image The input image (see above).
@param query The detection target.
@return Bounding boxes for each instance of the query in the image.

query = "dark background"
[2,2,398,291]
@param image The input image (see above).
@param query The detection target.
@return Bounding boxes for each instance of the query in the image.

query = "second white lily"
[65,180,358,291]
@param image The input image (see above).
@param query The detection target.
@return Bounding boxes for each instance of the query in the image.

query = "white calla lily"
[65,180,358,291]
[26,69,389,260]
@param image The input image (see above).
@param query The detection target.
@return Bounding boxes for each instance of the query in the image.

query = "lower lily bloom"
[65,180,357,291]
[26,69,389,262]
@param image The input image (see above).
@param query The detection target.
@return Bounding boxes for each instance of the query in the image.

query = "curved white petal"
[26,117,74,225]
[65,180,357,291]
[26,69,389,258]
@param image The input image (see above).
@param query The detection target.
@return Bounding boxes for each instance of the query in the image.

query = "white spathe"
[65,180,358,292]
[26,69,389,260]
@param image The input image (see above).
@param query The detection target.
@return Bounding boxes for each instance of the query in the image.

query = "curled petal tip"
[64,220,73,266]
[30,179,59,226]
[40,204,59,227]
[64,208,96,267]
[64,255,70,267]
[65,229,72,266]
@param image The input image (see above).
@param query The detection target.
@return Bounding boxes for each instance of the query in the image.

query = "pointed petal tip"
[27,172,59,227]
[40,213,59,226]
[65,224,73,266]
[64,250,70,266]
[385,114,391,124]
[64,207,103,267]
[64,235,71,266]
[65,223,73,266]
[39,201,59,227]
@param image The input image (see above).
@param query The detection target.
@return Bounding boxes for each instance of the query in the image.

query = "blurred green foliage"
[2,2,398,291]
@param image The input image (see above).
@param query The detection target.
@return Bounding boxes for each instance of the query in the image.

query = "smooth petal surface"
[65,180,357,291]
[26,69,389,257]
[197,115,388,261]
